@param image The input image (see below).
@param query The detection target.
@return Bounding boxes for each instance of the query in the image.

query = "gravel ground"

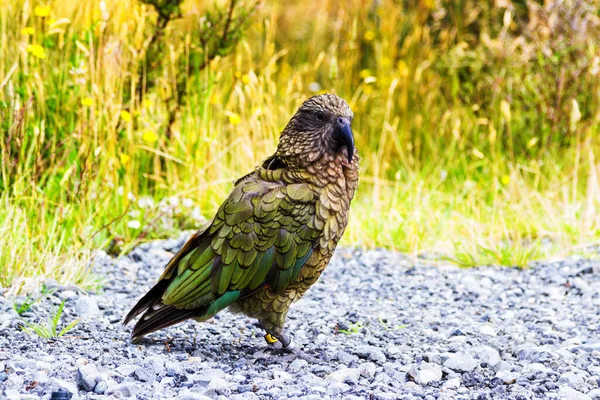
[1,232,600,400]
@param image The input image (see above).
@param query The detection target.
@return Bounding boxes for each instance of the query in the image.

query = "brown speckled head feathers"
[275,94,355,168]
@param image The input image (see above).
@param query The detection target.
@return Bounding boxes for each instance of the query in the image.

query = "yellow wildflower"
[21,27,35,35]
[225,111,241,125]
[363,30,375,42]
[34,5,51,17]
[142,130,158,143]
[26,44,46,59]
[397,60,409,78]
[501,175,511,185]
[119,153,131,165]
[241,74,250,85]
[359,69,371,79]
[81,97,93,107]
[234,71,242,79]
[379,56,391,68]
[120,110,132,122]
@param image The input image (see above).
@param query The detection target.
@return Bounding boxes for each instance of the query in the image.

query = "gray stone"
[134,365,155,382]
[75,296,100,317]
[517,347,555,363]
[77,363,100,391]
[494,360,513,372]
[587,388,600,399]
[204,377,231,397]
[469,346,501,367]
[479,325,497,336]
[195,368,226,383]
[177,389,213,400]
[47,377,78,397]
[273,369,292,381]
[288,359,309,372]
[108,382,139,398]
[408,362,442,385]
[336,350,358,365]
[495,371,519,385]
[115,364,136,377]
[326,367,361,385]
[555,386,592,400]
[559,371,588,392]
[355,345,387,363]
[443,377,461,389]
[359,362,376,378]
[443,352,479,373]
[94,380,108,394]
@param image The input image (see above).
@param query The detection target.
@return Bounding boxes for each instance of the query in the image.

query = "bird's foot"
[264,333,278,345]
[263,330,291,348]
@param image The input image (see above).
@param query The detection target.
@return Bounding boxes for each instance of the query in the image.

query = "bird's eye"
[314,111,327,122]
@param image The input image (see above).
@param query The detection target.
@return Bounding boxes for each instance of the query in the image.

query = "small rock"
[559,371,588,392]
[47,377,78,397]
[336,350,358,365]
[273,370,292,381]
[469,346,501,367]
[205,377,231,397]
[408,362,442,385]
[479,325,497,336]
[443,352,479,373]
[586,388,600,399]
[288,359,308,372]
[108,382,139,398]
[495,371,519,385]
[75,296,100,317]
[177,389,213,400]
[443,377,461,390]
[493,361,512,373]
[195,368,226,384]
[134,365,155,382]
[115,364,136,377]
[517,347,555,363]
[77,363,100,391]
[355,345,386,363]
[359,362,376,378]
[94,380,108,394]
[60,290,78,300]
[326,367,361,385]
[555,386,592,400]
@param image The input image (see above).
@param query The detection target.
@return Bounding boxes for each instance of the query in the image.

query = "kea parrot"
[124,93,359,350]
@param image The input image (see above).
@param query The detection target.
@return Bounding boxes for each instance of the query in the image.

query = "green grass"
[19,299,79,338]
[1,0,600,291]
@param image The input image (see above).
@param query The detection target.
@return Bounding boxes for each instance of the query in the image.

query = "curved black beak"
[335,117,354,163]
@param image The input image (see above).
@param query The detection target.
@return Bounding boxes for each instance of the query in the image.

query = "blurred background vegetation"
[1,0,599,292]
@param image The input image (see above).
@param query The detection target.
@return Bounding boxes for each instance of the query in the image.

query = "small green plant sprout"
[337,322,364,335]
[20,300,79,339]
[13,295,36,316]
[13,283,57,316]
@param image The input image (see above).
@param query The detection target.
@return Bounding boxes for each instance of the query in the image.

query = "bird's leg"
[259,317,320,363]
[260,319,292,348]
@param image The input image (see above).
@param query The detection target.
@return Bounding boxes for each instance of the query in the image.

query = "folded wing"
[123,176,320,339]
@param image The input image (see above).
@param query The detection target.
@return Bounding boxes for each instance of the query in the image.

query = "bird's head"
[276,93,355,168]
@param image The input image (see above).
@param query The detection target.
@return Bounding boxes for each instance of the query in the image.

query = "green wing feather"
[124,175,320,338]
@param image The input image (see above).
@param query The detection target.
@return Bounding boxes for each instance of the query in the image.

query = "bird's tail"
[123,280,244,339]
